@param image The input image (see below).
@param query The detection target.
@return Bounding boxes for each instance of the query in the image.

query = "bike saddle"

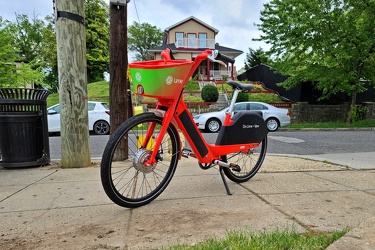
[227,80,254,92]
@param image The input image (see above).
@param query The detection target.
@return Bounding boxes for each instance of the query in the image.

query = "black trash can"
[0,88,51,168]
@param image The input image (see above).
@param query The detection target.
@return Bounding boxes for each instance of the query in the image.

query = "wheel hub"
[133,148,156,173]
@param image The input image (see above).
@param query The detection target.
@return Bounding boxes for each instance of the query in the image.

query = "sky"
[0,0,270,70]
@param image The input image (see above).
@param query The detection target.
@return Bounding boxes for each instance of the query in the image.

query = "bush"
[236,92,249,102]
[201,84,219,102]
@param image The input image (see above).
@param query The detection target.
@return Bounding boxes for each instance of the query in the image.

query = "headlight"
[193,115,200,119]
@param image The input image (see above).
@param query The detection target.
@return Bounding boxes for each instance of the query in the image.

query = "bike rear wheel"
[222,137,267,183]
[100,112,180,208]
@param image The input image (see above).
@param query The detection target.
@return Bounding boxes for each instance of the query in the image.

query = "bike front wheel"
[100,112,180,208]
[222,137,267,183]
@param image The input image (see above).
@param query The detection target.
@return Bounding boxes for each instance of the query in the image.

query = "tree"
[256,0,375,122]
[39,16,59,91]
[85,0,110,82]
[244,47,268,70]
[7,13,45,66]
[128,22,163,61]
[0,17,18,86]
[14,62,45,87]
[0,17,45,88]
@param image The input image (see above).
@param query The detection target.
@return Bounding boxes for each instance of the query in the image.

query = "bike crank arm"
[213,160,241,172]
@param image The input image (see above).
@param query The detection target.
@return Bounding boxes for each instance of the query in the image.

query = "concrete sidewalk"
[1,155,375,249]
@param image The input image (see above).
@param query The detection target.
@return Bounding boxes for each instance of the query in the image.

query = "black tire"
[223,137,267,183]
[100,112,180,208]
[205,118,221,133]
[266,118,279,132]
[94,120,110,135]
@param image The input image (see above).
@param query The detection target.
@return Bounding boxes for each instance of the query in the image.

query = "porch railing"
[175,38,216,49]
[209,70,230,80]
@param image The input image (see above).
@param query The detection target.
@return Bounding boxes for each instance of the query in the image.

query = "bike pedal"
[230,164,241,172]
[181,148,192,158]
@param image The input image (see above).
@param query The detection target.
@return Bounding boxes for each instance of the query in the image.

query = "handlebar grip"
[216,52,235,64]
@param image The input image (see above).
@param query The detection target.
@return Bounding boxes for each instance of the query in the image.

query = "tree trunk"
[55,0,91,167]
[109,4,131,161]
[346,83,359,123]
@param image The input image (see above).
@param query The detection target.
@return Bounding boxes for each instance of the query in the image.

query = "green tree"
[14,62,44,87]
[256,0,375,122]
[128,22,163,61]
[39,16,58,91]
[3,14,50,88]
[0,17,18,86]
[7,13,45,65]
[244,47,268,70]
[85,0,110,82]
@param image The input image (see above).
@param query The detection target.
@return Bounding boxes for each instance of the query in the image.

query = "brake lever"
[207,50,227,67]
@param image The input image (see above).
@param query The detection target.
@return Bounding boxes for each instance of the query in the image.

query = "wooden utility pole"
[109,1,131,160]
[55,0,91,167]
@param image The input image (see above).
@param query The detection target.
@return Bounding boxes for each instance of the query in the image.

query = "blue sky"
[0,0,270,69]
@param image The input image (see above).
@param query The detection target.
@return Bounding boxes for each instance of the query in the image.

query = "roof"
[164,16,219,34]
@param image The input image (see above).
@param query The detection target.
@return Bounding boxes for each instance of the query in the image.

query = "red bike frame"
[141,48,261,167]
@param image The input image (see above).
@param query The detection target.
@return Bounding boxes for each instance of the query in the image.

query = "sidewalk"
[1,155,375,249]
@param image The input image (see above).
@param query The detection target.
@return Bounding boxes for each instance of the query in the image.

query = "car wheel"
[205,118,221,133]
[266,118,279,132]
[94,120,110,135]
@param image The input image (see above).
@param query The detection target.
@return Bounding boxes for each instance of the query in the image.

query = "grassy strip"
[160,228,347,250]
[285,119,375,129]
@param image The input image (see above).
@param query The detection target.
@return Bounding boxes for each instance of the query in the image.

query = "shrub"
[236,92,249,102]
[201,84,219,102]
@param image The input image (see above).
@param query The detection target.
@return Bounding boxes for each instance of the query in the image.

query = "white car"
[47,101,110,135]
[193,102,290,133]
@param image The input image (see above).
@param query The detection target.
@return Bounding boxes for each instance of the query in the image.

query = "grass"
[47,81,109,107]
[158,227,348,250]
[285,119,375,129]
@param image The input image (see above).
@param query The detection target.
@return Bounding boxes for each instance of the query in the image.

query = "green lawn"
[47,81,109,107]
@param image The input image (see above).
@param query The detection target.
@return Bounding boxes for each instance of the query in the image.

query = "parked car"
[193,102,290,133]
[47,101,110,135]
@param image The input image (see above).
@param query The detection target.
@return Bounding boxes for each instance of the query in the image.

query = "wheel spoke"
[100,113,179,208]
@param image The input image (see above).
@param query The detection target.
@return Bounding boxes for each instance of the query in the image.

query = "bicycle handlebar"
[215,51,235,64]
[161,48,235,65]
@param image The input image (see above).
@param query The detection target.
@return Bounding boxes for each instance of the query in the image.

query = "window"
[250,103,267,110]
[187,33,197,48]
[176,32,183,47]
[88,102,96,111]
[233,103,248,111]
[50,105,61,114]
[199,33,207,48]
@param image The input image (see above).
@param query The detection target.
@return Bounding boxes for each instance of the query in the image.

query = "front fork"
[142,99,180,167]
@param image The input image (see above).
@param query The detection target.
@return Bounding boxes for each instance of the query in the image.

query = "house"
[148,16,243,81]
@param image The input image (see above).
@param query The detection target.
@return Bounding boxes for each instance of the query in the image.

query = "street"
[49,130,375,160]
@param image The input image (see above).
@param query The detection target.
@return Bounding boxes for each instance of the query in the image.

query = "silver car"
[193,102,290,133]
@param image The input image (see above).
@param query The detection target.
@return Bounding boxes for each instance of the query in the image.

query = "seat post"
[226,88,241,115]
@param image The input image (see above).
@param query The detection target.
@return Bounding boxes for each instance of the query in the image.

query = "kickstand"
[219,166,232,195]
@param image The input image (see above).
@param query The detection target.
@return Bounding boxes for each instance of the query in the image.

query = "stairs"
[216,93,229,110]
